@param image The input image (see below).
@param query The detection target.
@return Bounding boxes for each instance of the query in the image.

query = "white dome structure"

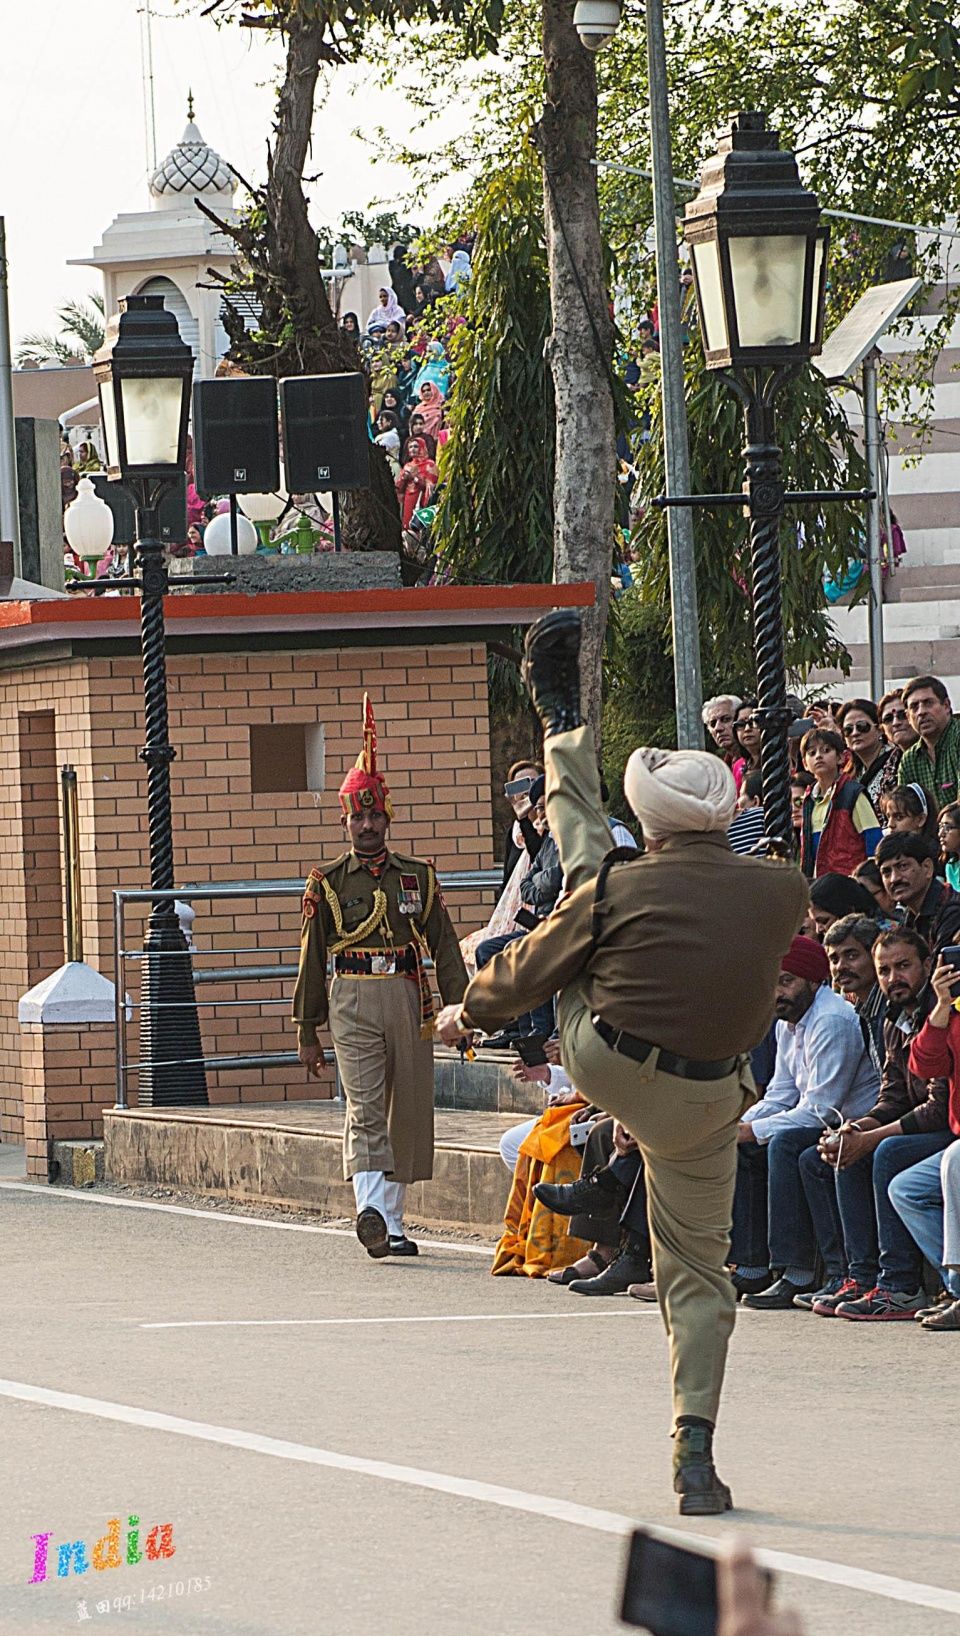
[149,95,235,211]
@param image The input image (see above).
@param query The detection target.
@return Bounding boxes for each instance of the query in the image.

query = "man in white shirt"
[730,935,880,1308]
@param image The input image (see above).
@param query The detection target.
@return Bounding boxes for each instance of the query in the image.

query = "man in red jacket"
[887,955,960,1329]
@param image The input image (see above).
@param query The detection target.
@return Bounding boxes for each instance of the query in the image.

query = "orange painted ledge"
[0,581,595,632]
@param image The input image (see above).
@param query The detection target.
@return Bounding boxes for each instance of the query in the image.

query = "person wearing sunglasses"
[837,698,898,811]
[877,689,919,759]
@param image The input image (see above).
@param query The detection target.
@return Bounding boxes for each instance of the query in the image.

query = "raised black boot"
[672,1418,733,1516]
[521,609,582,738]
[533,1167,627,1219]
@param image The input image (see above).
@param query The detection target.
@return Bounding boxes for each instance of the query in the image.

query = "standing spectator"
[732,936,879,1308]
[898,675,960,807]
[939,802,960,891]
[499,759,544,890]
[875,831,960,955]
[790,770,814,846]
[799,727,881,878]
[388,245,416,313]
[807,873,881,941]
[702,695,742,760]
[878,688,918,756]
[837,698,899,810]
[731,702,762,791]
[728,772,765,855]
[395,437,438,530]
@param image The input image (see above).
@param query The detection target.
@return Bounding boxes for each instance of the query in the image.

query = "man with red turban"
[293,696,468,1258]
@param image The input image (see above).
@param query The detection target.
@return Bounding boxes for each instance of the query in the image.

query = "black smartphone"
[620,1528,772,1636]
[515,1032,549,1067]
[940,945,960,991]
[504,777,533,799]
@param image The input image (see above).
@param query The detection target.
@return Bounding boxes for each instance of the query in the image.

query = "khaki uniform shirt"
[293,849,468,1045]
[463,832,809,1060]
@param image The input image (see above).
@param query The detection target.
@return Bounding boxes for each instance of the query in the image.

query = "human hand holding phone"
[718,1544,803,1636]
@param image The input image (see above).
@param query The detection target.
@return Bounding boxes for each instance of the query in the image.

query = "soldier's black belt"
[592,1015,737,1081]
[334,947,418,977]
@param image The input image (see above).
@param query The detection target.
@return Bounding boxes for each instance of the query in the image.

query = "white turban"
[623,746,737,839]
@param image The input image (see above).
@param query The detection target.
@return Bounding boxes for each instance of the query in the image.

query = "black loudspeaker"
[279,373,370,493]
[192,377,281,498]
[89,475,187,546]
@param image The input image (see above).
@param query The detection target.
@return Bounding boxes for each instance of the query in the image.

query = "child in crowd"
[880,783,935,844]
[939,803,960,891]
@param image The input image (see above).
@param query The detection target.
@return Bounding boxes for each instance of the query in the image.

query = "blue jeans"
[888,1150,960,1299]
[838,1132,955,1291]
[798,1143,847,1280]
[731,1125,822,1270]
[475,932,555,1038]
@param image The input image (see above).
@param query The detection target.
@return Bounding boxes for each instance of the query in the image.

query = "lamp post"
[684,112,829,844]
[93,293,208,1106]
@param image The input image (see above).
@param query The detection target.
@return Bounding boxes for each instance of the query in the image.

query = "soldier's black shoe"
[673,1421,733,1516]
[521,610,582,738]
[568,1243,651,1296]
[533,1169,626,1218]
[356,1207,390,1259]
[388,1235,419,1256]
[742,1275,815,1310]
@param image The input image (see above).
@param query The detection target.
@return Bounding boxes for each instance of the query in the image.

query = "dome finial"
[187,88,195,121]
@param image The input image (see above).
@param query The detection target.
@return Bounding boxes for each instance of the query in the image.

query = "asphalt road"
[1,1179,958,1636]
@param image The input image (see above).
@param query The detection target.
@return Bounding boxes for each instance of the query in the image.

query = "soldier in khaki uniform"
[438,612,808,1514]
[294,696,468,1259]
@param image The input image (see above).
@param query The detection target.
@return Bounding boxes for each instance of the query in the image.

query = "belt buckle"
[370,955,396,976]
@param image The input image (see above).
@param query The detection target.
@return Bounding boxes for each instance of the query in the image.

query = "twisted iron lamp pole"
[131,478,208,1107]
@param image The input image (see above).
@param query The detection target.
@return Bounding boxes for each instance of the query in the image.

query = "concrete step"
[889,564,960,590]
[434,1046,544,1115]
[104,1103,522,1235]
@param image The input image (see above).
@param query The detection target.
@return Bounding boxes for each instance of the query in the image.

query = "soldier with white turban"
[438,611,808,1516]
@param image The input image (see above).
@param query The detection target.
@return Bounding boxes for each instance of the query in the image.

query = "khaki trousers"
[545,727,753,1426]
[328,975,435,1184]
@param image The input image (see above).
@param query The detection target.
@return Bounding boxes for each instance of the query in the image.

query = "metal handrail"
[113,868,500,1108]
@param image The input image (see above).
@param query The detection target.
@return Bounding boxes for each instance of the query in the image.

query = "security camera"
[573,0,621,49]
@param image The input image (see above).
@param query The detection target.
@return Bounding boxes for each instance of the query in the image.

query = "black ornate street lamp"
[93,294,209,1106]
[684,112,830,845]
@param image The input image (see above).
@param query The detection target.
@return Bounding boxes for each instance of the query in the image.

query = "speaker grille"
[279,373,370,493]
[192,378,280,497]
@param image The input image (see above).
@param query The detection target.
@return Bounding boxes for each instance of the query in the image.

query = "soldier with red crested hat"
[292,695,469,1258]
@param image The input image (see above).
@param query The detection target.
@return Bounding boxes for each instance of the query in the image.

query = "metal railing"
[112,869,500,1108]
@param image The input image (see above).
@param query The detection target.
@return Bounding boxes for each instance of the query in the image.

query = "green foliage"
[601,597,677,810]
[630,338,864,687]
[201,0,504,60]
[16,292,104,368]
[314,209,421,266]
[432,154,554,585]
[891,0,960,110]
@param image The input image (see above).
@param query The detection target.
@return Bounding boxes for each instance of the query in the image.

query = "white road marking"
[139,1310,658,1330]
[0,1377,957,1617]
[0,1180,493,1255]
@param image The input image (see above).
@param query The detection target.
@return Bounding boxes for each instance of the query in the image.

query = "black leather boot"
[672,1419,733,1516]
[567,1241,651,1296]
[533,1168,626,1219]
[521,610,582,737]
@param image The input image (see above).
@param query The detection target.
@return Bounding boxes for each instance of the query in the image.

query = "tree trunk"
[533,0,615,738]
[209,13,404,561]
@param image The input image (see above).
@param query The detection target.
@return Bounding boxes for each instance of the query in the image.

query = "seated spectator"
[897,674,960,808]
[938,802,960,890]
[880,782,935,844]
[837,697,899,811]
[798,928,954,1318]
[807,872,880,940]
[887,952,960,1328]
[491,1081,593,1280]
[875,831,960,955]
[799,727,882,879]
[821,913,886,1061]
[496,1054,581,1172]
[533,1115,654,1297]
[730,935,880,1308]
[852,857,895,918]
[702,695,742,762]
[475,777,560,1046]
[728,771,765,855]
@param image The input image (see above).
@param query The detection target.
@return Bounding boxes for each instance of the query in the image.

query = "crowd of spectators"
[484,672,960,1332]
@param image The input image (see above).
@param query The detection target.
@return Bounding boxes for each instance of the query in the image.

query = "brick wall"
[20,1021,115,1178]
[0,640,496,1142]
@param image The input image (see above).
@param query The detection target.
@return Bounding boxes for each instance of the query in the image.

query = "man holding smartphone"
[437,611,808,1514]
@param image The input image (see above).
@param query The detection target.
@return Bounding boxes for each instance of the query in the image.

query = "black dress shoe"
[731,1269,774,1301]
[356,1207,390,1259]
[742,1275,815,1310]
[533,1169,626,1218]
[568,1244,651,1296]
[521,610,582,738]
[388,1235,419,1257]
[673,1424,733,1516]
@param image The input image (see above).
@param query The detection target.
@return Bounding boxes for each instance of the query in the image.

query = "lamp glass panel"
[808,234,826,343]
[118,375,185,467]
[729,234,807,348]
[98,380,119,470]
[691,240,728,354]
